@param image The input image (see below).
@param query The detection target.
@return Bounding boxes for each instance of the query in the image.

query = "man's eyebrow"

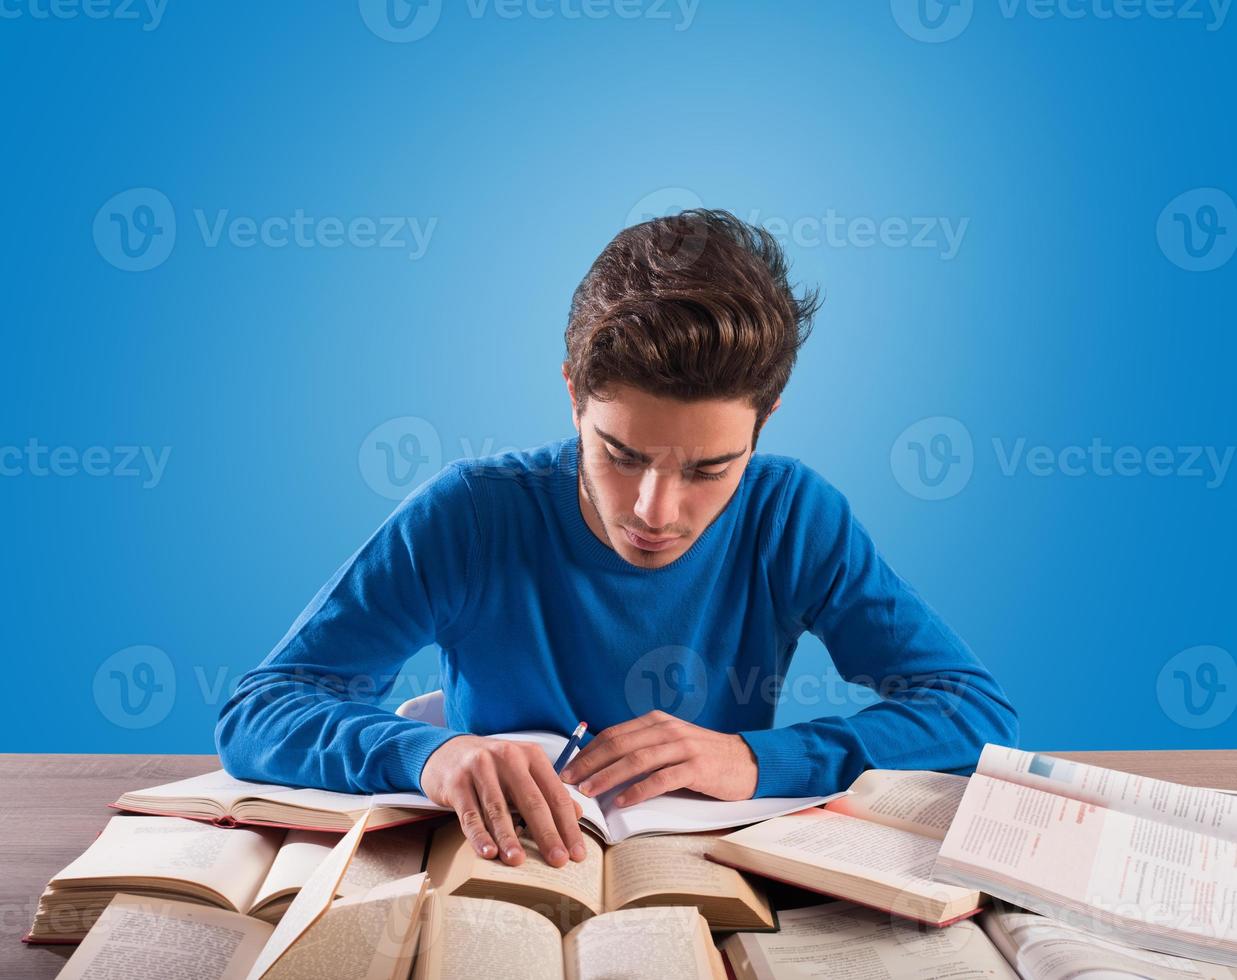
[592,426,748,468]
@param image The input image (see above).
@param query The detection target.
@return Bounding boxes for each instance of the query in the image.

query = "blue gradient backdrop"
[2,1,1234,754]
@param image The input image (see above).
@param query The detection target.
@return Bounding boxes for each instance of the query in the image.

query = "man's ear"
[758,397,782,433]
[562,363,581,431]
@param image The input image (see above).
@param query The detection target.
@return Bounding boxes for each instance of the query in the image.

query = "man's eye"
[688,469,728,482]
[605,451,643,472]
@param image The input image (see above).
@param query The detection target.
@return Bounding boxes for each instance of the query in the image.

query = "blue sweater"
[216,435,1018,799]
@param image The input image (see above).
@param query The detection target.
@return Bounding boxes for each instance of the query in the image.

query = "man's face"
[567,381,776,569]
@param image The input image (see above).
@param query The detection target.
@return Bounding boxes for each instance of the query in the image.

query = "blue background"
[2,0,1234,754]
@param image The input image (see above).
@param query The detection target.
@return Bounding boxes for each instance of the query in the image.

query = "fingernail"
[549,846,567,864]
[478,842,495,857]
[570,843,586,861]
[505,846,522,861]
[615,794,627,806]
[579,781,593,795]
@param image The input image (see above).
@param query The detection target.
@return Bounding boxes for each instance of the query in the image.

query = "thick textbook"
[27,815,428,942]
[707,767,984,926]
[409,889,727,980]
[932,745,1237,967]
[114,729,836,841]
[424,818,776,933]
[54,814,430,980]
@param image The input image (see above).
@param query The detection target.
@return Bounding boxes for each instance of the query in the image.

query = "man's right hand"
[420,735,588,868]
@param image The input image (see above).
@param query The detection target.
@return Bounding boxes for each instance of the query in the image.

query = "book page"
[597,784,843,843]
[717,809,976,900]
[262,873,428,980]
[244,810,370,980]
[117,769,295,810]
[428,819,605,922]
[936,774,1237,950]
[977,746,1237,843]
[55,893,273,980]
[251,830,336,913]
[418,894,566,980]
[604,831,762,912]
[563,905,713,980]
[52,816,283,914]
[485,731,610,834]
[981,907,1237,980]
[722,899,1017,980]
[824,770,967,842]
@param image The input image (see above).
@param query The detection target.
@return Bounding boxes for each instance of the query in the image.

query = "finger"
[500,759,570,868]
[564,719,680,785]
[578,740,689,799]
[562,712,668,782]
[448,778,498,859]
[528,754,589,863]
[611,762,694,807]
[473,754,525,866]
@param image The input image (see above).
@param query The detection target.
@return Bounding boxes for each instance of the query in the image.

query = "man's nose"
[633,468,681,532]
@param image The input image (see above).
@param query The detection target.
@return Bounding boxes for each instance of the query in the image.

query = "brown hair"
[563,208,822,449]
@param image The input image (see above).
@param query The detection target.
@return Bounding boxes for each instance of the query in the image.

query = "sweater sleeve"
[738,462,1019,798]
[214,462,483,795]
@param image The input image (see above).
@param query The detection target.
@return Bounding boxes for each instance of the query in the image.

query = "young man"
[216,209,1018,874]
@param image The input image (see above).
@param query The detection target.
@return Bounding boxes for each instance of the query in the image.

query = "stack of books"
[31,744,1237,979]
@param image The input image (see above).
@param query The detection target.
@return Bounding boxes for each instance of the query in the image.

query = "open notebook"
[115,728,837,843]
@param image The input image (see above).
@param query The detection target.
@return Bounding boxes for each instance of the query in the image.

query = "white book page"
[981,908,1237,980]
[977,745,1237,844]
[55,893,274,980]
[717,808,975,901]
[121,769,297,807]
[823,770,968,842]
[244,811,370,980]
[936,774,1237,947]
[423,894,567,980]
[724,900,1017,980]
[564,905,711,980]
[53,816,283,915]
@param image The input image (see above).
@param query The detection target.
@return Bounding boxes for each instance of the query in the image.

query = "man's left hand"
[558,710,759,806]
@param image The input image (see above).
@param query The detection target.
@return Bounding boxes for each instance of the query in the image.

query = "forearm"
[739,662,1019,798]
[215,667,466,795]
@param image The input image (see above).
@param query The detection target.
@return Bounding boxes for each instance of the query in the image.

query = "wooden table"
[3,750,1234,978]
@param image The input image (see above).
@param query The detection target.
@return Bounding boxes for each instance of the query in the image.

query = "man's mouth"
[623,527,680,552]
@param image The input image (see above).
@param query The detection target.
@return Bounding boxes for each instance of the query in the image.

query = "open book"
[27,814,428,942]
[981,904,1237,980]
[932,745,1237,967]
[409,888,727,980]
[115,729,835,842]
[721,898,1020,980]
[424,818,775,934]
[706,767,983,926]
[54,813,431,980]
